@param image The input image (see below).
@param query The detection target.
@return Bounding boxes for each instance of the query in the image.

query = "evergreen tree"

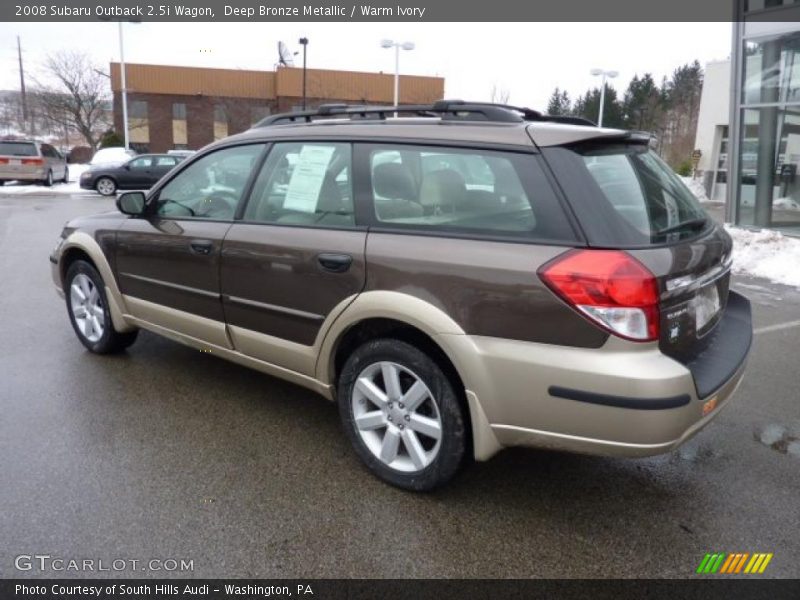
[546,88,572,115]
[621,73,665,132]
[662,61,704,166]
[572,85,624,128]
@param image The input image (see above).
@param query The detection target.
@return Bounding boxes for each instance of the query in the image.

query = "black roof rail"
[251,99,600,128]
[254,103,436,127]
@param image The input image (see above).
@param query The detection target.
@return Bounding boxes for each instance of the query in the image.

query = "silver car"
[0,140,69,187]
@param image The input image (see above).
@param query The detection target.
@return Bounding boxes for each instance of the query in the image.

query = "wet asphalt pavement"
[0,189,798,579]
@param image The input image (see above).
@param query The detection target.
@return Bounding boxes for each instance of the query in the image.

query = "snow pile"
[725,225,800,287]
[773,196,800,211]
[680,176,712,203]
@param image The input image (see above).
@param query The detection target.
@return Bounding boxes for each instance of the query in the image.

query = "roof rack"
[253,99,600,128]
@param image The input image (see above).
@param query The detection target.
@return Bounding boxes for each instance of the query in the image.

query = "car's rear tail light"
[22,158,43,166]
[538,249,660,342]
[0,158,8,164]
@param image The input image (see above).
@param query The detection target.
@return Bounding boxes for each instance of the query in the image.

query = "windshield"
[579,144,708,243]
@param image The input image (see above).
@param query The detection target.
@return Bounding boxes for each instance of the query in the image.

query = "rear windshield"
[548,142,710,246]
[0,142,37,156]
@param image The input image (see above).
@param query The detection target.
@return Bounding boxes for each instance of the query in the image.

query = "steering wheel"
[196,191,238,218]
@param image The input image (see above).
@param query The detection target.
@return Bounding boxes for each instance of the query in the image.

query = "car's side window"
[130,157,153,169]
[364,144,575,241]
[155,144,264,221]
[155,156,178,167]
[243,142,354,227]
[366,145,531,232]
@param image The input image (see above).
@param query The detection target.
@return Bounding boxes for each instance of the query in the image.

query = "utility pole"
[17,36,28,130]
[298,37,308,111]
[119,22,130,150]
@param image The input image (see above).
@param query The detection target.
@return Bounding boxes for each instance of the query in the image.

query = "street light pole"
[299,37,308,110]
[119,21,129,150]
[590,68,618,128]
[598,72,607,128]
[381,39,415,113]
[392,43,399,107]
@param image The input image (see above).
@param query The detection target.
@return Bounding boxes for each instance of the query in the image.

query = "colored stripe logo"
[696,552,773,574]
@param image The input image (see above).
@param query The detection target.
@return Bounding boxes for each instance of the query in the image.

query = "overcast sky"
[0,22,732,108]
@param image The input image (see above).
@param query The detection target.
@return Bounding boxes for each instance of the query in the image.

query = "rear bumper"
[0,166,47,181]
[437,294,752,459]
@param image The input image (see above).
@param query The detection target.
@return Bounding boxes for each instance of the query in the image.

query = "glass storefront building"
[730,6,800,235]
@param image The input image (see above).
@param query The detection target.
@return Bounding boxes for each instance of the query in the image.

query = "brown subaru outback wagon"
[51,101,752,490]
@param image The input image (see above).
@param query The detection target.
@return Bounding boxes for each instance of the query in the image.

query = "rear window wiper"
[655,217,708,236]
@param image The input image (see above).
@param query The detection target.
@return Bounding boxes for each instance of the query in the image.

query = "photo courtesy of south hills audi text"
[14,584,316,597]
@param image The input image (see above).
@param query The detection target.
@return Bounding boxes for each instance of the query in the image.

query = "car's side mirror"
[116,191,146,216]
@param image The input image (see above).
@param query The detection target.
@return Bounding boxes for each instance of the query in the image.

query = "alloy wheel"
[69,273,105,343]
[96,178,115,196]
[351,361,443,472]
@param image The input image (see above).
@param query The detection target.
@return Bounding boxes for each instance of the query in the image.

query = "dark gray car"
[80,153,185,196]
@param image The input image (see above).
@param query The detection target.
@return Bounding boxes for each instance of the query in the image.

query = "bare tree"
[32,51,110,150]
[490,84,511,105]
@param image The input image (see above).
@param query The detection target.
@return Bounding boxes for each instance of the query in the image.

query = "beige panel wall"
[129,117,149,143]
[275,67,444,103]
[213,121,228,140]
[172,119,187,145]
[110,63,444,105]
[111,62,276,99]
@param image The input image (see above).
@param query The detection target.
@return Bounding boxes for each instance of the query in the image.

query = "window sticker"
[283,145,336,212]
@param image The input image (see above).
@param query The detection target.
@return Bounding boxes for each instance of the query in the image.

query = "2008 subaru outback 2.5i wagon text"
[50,101,752,490]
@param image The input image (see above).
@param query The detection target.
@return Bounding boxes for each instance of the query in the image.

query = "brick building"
[109,63,445,153]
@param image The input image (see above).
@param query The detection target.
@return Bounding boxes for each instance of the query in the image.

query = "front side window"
[155,144,264,220]
[365,144,573,240]
[243,142,354,227]
[155,156,178,167]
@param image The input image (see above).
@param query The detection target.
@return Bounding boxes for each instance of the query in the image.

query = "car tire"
[65,260,138,354]
[62,166,69,183]
[95,177,117,196]
[337,338,467,491]
[42,170,53,187]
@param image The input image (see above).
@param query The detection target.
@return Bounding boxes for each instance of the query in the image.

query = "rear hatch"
[539,137,751,398]
[0,141,42,179]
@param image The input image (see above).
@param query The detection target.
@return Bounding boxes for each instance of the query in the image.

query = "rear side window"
[0,142,37,156]
[361,144,576,242]
[545,143,710,246]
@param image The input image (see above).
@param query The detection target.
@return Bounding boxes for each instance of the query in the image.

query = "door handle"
[190,240,214,255]
[317,253,352,273]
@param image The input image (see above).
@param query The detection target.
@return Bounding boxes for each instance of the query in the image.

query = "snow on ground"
[0,163,90,195]
[679,174,800,287]
[680,176,712,203]
[724,225,800,288]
